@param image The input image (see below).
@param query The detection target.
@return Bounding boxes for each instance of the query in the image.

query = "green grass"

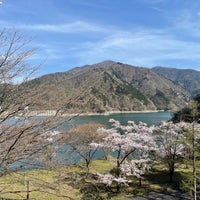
[0,168,81,200]
[0,160,114,200]
[0,159,197,199]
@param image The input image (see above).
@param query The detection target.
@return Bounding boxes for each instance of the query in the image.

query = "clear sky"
[1,0,200,76]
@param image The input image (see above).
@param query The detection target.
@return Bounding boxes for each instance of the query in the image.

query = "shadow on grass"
[144,168,193,197]
[145,168,182,187]
[61,165,194,200]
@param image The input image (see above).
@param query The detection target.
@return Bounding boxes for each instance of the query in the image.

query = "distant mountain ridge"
[152,66,200,95]
[24,61,191,113]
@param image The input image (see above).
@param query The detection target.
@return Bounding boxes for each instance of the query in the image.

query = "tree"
[120,158,151,186]
[188,100,200,200]
[94,119,157,168]
[170,96,200,198]
[97,172,129,193]
[154,121,187,182]
[0,29,39,171]
[184,121,200,200]
[171,94,200,123]
[0,29,74,199]
[59,123,105,172]
[93,119,157,192]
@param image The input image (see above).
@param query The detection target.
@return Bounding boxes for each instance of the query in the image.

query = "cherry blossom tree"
[154,121,188,182]
[120,157,152,186]
[93,119,157,168]
[92,119,157,191]
[97,173,129,193]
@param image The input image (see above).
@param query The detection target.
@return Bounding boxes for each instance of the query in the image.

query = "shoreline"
[24,110,168,117]
[77,110,165,116]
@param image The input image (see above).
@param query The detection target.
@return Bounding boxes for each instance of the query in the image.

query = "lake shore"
[24,109,167,117]
[77,110,166,116]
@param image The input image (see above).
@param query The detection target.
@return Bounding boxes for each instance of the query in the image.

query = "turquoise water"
[62,111,172,130]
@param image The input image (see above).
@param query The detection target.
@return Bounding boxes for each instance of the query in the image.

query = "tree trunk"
[139,177,142,186]
[86,159,91,173]
[116,183,120,193]
[26,180,30,200]
[192,122,197,200]
[168,161,175,182]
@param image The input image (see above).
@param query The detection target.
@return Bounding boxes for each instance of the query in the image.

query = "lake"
[62,111,172,130]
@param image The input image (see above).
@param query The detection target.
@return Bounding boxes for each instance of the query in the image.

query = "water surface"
[64,111,172,130]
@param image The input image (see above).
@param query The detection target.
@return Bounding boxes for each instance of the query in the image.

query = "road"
[123,190,192,200]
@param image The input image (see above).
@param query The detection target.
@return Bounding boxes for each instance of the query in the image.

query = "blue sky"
[1,0,200,76]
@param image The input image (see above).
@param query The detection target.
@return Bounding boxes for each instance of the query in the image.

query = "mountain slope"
[24,61,190,113]
[152,67,200,95]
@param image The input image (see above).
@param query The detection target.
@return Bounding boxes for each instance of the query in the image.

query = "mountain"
[152,67,200,95]
[24,61,190,114]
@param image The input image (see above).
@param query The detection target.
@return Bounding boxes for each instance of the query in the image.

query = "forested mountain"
[23,61,190,113]
[152,66,200,95]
